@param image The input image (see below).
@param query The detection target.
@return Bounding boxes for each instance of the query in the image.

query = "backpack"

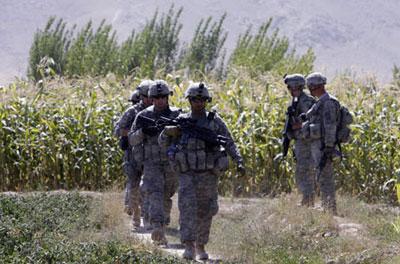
[336,104,353,143]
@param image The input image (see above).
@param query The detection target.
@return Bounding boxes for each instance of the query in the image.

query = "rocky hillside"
[1,0,400,85]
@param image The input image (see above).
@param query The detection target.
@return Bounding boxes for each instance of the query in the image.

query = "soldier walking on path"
[114,80,153,228]
[129,80,180,245]
[159,82,245,260]
[283,74,316,206]
[302,72,341,215]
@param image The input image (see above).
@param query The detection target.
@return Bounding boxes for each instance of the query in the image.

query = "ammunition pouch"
[132,143,144,166]
[309,123,322,139]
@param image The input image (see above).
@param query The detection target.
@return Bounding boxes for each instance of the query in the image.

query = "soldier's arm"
[216,116,243,163]
[322,100,339,147]
[128,112,145,146]
[158,126,181,148]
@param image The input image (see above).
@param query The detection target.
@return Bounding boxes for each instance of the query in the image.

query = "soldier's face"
[308,84,323,97]
[189,97,207,112]
[288,85,301,97]
[153,95,168,110]
[142,96,152,106]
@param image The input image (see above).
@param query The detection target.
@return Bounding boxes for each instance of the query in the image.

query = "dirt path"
[122,213,223,263]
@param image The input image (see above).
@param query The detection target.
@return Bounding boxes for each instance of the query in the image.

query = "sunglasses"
[152,95,168,99]
[307,85,319,91]
[287,85,301,90]
[190,97,207,103]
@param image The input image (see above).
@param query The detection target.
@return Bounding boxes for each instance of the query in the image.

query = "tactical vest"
[174,112,228,175]
[137,106,180,164]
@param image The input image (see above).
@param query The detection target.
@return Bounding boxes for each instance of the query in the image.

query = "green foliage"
[28,10,312,80]
[154,6,183,73]
[65,20,119,77]
[0,193,184,263]
[1,73,400,204]
[0,88,122,191]
[392,64,400,89]
[179,14,228,78]
[228,18,315,78]
[28,17,72,81]
[118,6,183,78]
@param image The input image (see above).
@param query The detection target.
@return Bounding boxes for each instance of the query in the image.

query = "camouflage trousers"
[142,161,178,225]
[178,170,219,245]
[123,150,142,215]
[140,181,150,222]
[294,139,315,204]
[310,141,337,213]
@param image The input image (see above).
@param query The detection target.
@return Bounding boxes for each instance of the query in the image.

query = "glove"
[237,162,246,177]
[119,136,129,150]
[299,113,307,122]
[323,146,335,160]
[287,105,295,115]
[142,126,159,136]
[163,125,181,137]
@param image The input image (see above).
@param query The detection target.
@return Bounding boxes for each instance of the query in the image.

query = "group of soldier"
[114,80,244,260]
[114,72,344,260]
[283,72,345,215]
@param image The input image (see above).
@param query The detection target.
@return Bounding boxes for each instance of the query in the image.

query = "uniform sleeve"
[216,117,243,163]
[113,120,121,137]
[128,112,145,146]
[299,95,315,114]
[114,107,136,137]
[322,100,339,147]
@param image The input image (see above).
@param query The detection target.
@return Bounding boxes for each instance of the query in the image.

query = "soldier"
[129,80,180,245]
[303,72,340,215]
[159,82,245,260]
[114,80,153,228]
[283,74,316,206]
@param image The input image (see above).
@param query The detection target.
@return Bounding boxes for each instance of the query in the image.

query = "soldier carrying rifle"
[280,74,316,207]
[158,82,245,260]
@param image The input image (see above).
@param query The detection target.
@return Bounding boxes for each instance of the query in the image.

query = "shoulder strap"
[207,111,216,121]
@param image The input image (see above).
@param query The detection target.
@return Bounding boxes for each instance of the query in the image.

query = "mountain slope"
[1,0,399,85]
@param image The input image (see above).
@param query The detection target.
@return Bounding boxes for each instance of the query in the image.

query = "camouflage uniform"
[304,73,340,214]
[284,74,316,206]
[115,81,153,227]
[159,82,244,260]
[114,102,146,220]
[129,80,180,243]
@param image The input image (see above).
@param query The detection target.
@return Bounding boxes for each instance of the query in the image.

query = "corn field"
[1,73,399,203]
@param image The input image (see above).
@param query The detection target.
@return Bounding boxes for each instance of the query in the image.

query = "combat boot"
[196,243,209,260]
[182,241,195,260]
[143,215,152,231]
[151,224,167,245]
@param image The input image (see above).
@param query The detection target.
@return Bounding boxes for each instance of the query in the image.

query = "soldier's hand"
[237,162,246,177]
[142,126,159,136]
[291,121,302,130]
[163,125,181,137]
[299,113,307,122]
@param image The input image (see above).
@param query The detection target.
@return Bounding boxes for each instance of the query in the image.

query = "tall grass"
[1,73,400,204]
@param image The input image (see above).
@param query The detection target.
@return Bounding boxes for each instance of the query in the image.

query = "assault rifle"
[281,97,299,158]
[136,115,229,148]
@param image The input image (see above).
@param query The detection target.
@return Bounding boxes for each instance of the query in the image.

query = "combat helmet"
[137,80,154,97]
[306,72,327,87]
[184,82,212,102]
[148,80,173,98]
[284,74,305,88]
[128,89,140,103]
